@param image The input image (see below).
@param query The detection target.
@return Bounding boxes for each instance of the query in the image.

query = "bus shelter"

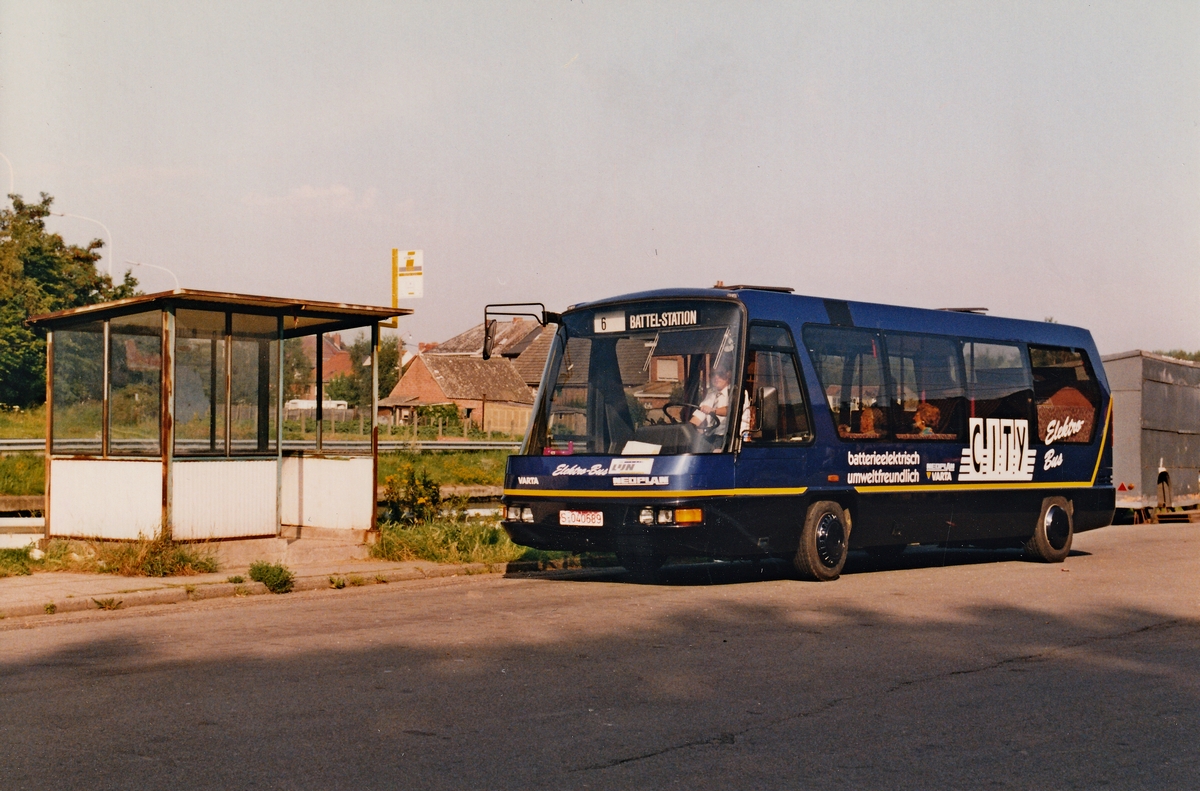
[29,290,410,541]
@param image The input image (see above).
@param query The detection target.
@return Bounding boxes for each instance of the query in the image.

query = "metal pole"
[371,323,380,532]
[101,321,110,458]
[315,333,323,453]
[162,309,176,540]
[276,316,284,536]
[43,331,53,541]
[224,312,232,457]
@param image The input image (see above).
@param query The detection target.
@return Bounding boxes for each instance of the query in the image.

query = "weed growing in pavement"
[374,574,388,584]
[92,597,122,611]
[347,574,366,587]
[249,561,294,594]
[226,575,244,584]
[329,575,346,589]
[44,602,56,614]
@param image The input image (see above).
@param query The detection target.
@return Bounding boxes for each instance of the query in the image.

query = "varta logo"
[517,476,539,485]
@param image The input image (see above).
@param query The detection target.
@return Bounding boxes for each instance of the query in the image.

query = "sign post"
[382,248,422,327]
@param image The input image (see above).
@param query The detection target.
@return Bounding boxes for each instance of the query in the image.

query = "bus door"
[733,325,816,556]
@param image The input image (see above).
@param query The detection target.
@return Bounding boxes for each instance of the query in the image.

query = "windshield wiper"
[642,332,661,373]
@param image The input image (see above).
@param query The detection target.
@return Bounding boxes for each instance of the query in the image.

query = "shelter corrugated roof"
[27,288,409,338]
[423,355,535,404]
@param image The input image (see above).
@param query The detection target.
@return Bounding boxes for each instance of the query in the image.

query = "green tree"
[282,337,312,400]
[1155,350,1200,363]
[0,193,138,406]
[336,335,402,407]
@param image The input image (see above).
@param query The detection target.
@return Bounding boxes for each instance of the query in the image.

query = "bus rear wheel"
[794,501,849,581]
[1025,497,1073,563]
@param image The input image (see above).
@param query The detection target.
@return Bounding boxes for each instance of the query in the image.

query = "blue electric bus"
[494,286,1114,582]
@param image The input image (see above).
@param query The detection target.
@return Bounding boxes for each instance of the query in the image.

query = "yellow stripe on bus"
[1089,400,1113,486]
[502,487,808,498]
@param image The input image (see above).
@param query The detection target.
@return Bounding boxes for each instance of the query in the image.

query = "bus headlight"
[521,507,534,523]
[506,506,521,521]
[656,509,674,525]
[639,507,655,525]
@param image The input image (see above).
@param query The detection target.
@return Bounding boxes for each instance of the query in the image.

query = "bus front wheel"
[1025,497,1073,563]
[794,501,850,581]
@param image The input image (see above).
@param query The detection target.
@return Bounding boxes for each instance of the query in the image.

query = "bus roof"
[568,286,1098,351]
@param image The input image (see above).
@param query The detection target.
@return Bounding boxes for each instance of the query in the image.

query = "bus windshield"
[525,300,744,456]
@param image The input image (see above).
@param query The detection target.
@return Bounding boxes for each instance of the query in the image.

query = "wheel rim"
[1044,505,1071,551]
[815,512,846,568]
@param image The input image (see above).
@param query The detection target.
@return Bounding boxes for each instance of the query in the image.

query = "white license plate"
[559,510,604,527]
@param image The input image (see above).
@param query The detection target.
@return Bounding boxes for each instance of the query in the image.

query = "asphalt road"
[2,523,1198,790]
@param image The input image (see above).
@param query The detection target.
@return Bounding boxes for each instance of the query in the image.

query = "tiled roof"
[423,355,535,404]
[429,318,542,357]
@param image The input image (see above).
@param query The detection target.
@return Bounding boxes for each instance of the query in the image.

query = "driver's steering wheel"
[662,401,701,424]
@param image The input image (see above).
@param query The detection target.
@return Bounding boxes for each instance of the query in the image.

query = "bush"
[382,467,442,524]
[372,519,527,565]
[249,560,294,594]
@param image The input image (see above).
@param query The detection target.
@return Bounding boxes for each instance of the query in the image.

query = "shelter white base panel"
[49,459,162,539]
[173,460,278,540]
[281,456,373,531]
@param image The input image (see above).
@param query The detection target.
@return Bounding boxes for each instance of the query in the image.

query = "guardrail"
[0,439,522,453]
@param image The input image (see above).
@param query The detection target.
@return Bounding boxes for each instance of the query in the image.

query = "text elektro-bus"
[493,287,1115,583]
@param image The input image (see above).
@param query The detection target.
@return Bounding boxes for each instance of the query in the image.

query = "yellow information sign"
[382,248,422,327]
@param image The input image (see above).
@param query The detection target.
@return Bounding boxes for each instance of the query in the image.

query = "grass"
[0,449,508,499]
[1,539,218,577]
[378,450,509,488]
[370,518,597,567]
[0,405,46,439]
[0,454,44,496]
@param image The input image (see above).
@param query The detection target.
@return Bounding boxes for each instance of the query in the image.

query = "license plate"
[559,510,604,527]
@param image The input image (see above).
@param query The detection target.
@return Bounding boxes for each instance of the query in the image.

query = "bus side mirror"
[757,386,778,440]
[482,319,498,360]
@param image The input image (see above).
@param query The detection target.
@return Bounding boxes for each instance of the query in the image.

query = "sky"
[1,1,1196,353]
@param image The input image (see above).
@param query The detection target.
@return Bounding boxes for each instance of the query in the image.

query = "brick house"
[385,354,535,433]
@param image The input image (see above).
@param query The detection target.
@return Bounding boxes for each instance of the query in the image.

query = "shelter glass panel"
[230,314,279,455]
[804,326,892,440]
[1029,345,1100,445]
[108,311,163,456]
[884,332,966,441]
[283,336,318,450]
[963,342,1033,422]
[51,321,104,455]
[175,309,226,455]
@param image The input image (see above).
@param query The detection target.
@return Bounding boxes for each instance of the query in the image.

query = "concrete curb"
[0,561,622,622]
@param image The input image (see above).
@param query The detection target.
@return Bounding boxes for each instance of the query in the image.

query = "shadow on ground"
[1,568,1196,791]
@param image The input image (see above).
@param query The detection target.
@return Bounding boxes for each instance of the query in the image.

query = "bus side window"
[1029,345,1100,444]
[803,326,891,441]
[963,342,1033,423]
[883,332,966,440]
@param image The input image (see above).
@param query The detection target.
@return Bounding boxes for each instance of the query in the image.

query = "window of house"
[655,358,679,381]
